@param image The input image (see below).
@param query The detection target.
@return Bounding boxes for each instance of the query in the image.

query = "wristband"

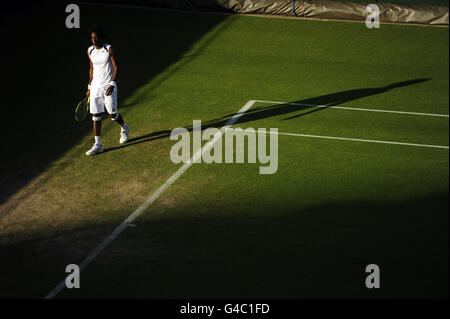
[88,84,91,89]
[109,81,117,87]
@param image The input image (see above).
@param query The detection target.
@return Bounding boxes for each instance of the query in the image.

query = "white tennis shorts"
[89,84,118,115]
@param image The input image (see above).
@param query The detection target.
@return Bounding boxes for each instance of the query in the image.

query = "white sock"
[95,136,101,145]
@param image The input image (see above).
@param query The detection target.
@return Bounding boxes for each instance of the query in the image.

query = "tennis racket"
[75,96,90,122]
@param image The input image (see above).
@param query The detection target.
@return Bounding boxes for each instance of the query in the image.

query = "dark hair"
[88,24,106,39]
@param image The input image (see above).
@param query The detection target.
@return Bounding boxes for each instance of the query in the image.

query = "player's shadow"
[103,78,429,153]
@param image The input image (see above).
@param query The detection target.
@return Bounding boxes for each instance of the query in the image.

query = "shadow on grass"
[0,2,231,209]
[102,78,430,153]
[0,192,447,298]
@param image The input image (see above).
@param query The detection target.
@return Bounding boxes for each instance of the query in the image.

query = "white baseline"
[253,100,449,118]
[238,129,448,149]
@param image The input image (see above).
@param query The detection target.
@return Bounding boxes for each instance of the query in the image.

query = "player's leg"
[110,112,129,144]
[110,112,124,126]
[86,114,104,155]
[86,95,105,155]
[105,85,130,144]
[93,114,102,145]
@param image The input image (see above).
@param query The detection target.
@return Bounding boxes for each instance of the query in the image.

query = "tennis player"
[85,25,129,156]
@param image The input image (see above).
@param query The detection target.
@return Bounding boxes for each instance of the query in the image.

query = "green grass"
[0,4,448,299]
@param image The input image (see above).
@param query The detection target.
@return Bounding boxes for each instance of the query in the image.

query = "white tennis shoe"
[86,143,104,156]
[120,124,130,144]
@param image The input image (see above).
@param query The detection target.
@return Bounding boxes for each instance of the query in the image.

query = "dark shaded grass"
[60,193,450,299]
[0,193,447,298]
[0,3,228,206]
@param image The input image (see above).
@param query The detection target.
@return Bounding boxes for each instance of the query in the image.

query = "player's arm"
[87,49,93,97]
[106,46,118,96]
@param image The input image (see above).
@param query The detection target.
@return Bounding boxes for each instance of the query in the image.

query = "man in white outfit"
[86,25,129,156]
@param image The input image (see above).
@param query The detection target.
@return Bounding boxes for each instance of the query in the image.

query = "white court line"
[245,129,449,149]
[253,99,450,118]
[44,100,256,299]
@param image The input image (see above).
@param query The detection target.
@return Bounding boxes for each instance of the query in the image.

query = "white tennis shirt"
[88,44,113,90]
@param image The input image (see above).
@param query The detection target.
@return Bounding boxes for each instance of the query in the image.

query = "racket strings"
[75,97,90,122]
